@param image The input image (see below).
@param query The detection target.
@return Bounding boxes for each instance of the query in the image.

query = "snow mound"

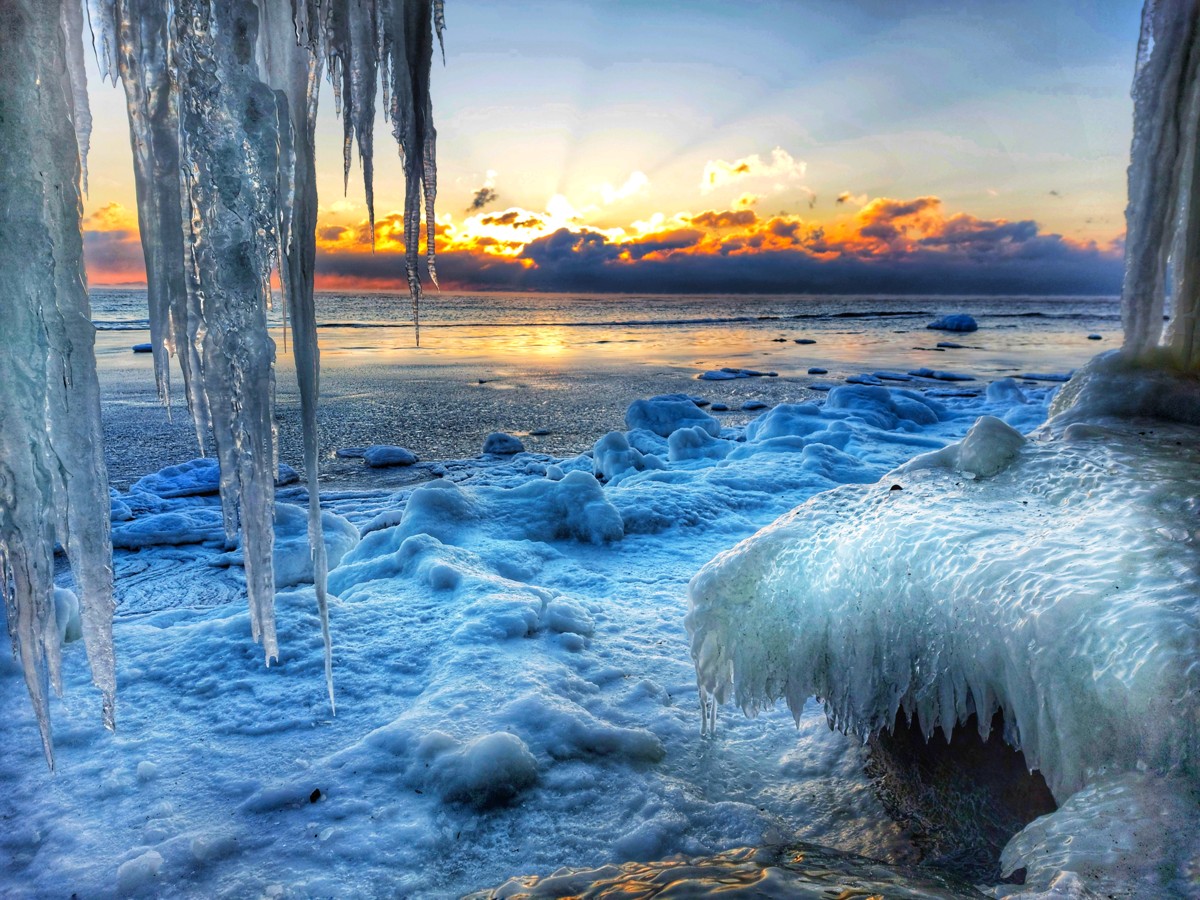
[625,397,720,437]
[417,731,538,810]
[688,420,1200,802]
[131,458,298,498]
[593,432,665,482]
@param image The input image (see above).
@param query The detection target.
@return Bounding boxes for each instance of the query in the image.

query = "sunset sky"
[82,0,1140,294]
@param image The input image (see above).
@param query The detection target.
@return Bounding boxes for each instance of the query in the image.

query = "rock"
[363,445,418,468]
[132,343,153,353]
[483,432,525,455]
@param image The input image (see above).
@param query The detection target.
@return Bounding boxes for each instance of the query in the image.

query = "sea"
[89,288,1120,486]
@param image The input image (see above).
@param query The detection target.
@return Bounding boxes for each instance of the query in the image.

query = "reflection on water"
[464,842,985,899]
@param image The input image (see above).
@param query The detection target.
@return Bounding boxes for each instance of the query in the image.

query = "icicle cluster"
[0,0,117,769]
[1,0,442,765]
[1122,0,1200,368]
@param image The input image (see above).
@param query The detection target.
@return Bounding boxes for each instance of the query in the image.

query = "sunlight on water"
[465,843,984,898]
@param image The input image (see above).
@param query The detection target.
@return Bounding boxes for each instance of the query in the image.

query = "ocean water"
[90,289,1120,486]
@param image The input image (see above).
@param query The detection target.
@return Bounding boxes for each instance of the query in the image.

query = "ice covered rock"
[908,368,976,382]
[900,416,1025,479]
[626,396,721,438]
[688,419,1200,803]
[927,314,978,333]
[363,445,419,468]
[131,343,153,353]
[1045,351,1200,429]
[986,378,1028,405]
[53,588,82,645]
[483,432,526,455]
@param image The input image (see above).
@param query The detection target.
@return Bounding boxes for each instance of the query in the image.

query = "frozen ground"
[3,377,1059,898]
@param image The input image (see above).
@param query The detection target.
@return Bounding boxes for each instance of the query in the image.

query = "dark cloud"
[479,210,543,228]
[468,186,498,212]
[689,209,758,229]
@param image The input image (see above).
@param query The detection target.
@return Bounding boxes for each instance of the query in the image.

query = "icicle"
[62,0,93,195]
[258,0,336,712]
[381,0,439,345]
[93,1,209,441]
[0,0,117,769]
[173,0,284,663]
[1121,0,1200,369]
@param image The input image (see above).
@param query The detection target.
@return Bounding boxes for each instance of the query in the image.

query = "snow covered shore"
[3,380,1058,898]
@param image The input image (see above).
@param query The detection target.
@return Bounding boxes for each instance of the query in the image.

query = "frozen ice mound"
[689,420,1200,798]
[688,410,1200,893]
[130,458,299,498]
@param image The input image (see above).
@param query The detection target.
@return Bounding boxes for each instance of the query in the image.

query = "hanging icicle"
[0,0,117,770]
[1122,0,1200,368]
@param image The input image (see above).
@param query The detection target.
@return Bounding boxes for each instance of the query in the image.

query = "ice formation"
[2,0,443,759]
[686,4,1200,893]
[0,0,117,769]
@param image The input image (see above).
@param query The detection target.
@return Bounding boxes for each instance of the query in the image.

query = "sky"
[82,0,1142,295]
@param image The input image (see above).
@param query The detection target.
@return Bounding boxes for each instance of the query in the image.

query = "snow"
[927,314,979,332]
[5,380,1067,896]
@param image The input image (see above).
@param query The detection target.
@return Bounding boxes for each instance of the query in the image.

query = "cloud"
[468,186,498,211]
[598,171,649,205]
[701,147,806,193]
[836,191,867,206]
[733,193,759,209]
[83,203,146,284]
[689,209,758,229]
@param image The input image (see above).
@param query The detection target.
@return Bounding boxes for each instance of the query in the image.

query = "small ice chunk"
[846,374,883,386]
[482,432,525,455]
[131,343,153,353]
[741,400,768,411]
[136,761,158,782]
[807,367,828,375]
[53,588,82,644]
[116,850,163,895]
[363,445,418,468]
[794,338,817,344]
[1087,334,1103,341]
[927,314,978,332]
[710,403,730,411]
